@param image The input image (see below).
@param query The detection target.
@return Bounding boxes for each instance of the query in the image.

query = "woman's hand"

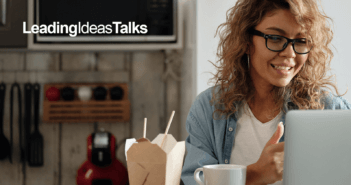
[246,122,285,185]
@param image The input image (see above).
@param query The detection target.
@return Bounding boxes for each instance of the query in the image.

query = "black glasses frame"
[249,29,312,54]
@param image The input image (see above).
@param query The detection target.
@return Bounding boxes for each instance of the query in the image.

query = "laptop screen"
[283,110,351,185]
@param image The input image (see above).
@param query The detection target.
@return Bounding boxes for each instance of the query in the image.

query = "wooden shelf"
[43,83,130,123]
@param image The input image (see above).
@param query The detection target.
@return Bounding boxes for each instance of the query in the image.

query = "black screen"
[37,0,174,36]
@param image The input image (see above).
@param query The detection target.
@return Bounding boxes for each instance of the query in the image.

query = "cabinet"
[0,0,27,48]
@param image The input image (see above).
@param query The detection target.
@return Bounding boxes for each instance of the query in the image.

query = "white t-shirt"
[230,102,283,185]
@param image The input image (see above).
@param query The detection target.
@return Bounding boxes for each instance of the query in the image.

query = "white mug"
[194,164,246,185]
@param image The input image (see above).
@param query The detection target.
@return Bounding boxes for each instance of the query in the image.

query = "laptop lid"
[283,110,351,185]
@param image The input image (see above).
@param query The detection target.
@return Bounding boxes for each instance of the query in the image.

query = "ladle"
[0,83,10,160]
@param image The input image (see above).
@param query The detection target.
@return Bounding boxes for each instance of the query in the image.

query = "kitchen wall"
[0,1,197,184]
[0,50,187,185]
[196,0,236,95]
[0,40,198,185]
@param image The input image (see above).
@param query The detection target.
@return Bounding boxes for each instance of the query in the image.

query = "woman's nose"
[279,42,296,58]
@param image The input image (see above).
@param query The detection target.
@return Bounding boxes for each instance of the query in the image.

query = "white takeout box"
[125,134,185,185]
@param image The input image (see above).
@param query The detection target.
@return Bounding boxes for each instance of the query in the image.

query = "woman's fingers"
[275,161,284,173]
[274,152,284,180]
[255,130,285,184]
[273,151,284,162]
[266,122,284,146]
[269,142,285,153]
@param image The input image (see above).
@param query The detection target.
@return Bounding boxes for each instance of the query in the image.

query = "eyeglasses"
[249,29,313,54]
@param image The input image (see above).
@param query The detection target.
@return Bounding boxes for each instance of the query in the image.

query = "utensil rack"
[43,83,130,123]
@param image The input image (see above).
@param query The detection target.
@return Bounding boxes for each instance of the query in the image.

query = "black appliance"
[32,0,177,44]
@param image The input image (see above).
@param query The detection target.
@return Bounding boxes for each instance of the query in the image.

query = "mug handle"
[194,167,204,185]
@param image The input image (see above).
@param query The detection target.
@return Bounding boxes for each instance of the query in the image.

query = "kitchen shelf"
[43,83,130,123]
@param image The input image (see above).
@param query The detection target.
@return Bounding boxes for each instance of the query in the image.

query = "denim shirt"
[181,87,351,185]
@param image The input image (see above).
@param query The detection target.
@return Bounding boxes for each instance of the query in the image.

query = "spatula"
[28,83,43,166]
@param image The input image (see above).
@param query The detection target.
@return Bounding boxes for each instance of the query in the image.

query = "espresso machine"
[76,131,128,185]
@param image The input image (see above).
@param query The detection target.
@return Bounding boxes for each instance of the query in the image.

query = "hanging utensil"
[28,83,43,166]
[0,83,10,161]
[24,83,32,164]
[10,82,22,163]
[0,62,11,162]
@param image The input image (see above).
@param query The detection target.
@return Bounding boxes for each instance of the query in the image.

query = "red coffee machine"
[76,131,128,185]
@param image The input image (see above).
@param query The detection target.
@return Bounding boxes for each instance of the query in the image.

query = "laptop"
[283,110,351,185]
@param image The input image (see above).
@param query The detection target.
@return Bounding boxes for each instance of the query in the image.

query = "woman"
[181,0,351,185]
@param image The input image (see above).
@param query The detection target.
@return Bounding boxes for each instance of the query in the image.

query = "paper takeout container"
[125,134,185,185]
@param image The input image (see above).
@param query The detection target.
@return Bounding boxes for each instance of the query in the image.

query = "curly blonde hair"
[211,0,342,118]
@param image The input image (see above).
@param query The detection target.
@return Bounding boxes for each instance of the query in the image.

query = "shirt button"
[225,159,228,164]
[228,127,233,132]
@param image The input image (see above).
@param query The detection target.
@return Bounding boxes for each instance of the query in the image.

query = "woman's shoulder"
[190,86,229,119]
[192,85,225,108]
[190,87,216,114]
[194,86,215,104]
[185,87,217,131]
[321,91,351,110]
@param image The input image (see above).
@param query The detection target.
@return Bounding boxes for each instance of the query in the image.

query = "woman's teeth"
[271,64,292,70]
